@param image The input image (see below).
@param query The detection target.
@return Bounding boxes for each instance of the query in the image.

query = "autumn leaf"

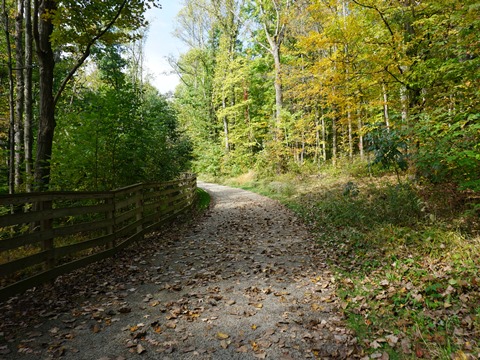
[253,351,267,359]
[136,344,146,354]
[165,321,176,329]
[237,345,249,353]
[92,324,101,333]
[216,332,230,340]
[250,303,263,309]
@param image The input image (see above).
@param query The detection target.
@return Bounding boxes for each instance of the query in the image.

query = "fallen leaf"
[216,332,230,340]
[119,307,132,314]
[385,334,399,347]
[253,351,267,359]
[166,321,176,329]
[415,343,425,358]
[401,338,412,354]
[136,344,146,354]
[183,346,196,353]
[92,324,101,333]
[237,345,249,353]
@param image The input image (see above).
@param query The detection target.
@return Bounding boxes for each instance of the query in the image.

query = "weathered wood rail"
[0,175,197,301]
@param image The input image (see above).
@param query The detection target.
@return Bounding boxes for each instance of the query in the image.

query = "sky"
[144,3,187,94]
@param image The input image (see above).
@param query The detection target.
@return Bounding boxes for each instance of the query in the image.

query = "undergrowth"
[222,166,480,359]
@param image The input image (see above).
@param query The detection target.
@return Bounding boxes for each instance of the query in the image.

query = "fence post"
[136,185,144,242]
[106,196,115,249]
[40,199,54,271]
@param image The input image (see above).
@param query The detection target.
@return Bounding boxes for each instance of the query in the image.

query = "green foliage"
[195,187,211,210]
[51,45,191,191]
[413,112,480,191]
[172,0,479,195]
[365,125,408,182]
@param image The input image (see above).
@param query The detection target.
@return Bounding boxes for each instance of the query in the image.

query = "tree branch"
[54,0,129,106]
[350,0,394,37]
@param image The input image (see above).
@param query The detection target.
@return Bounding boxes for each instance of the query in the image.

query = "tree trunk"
[3,0,15,194]
[382,81,390,131]
[348,108,353,160]
[24,0,33,191]
[33,0,56,190]
[14,0,25,190]
[321,109,326,162]
[332,117,337,166]
[272,43,283,129]
[357,107,364,161]
[222,96,229,151]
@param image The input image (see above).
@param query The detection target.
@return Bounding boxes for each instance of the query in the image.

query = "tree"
[32,0,158,190]
[251,0,291,129]
[2,0,15,193]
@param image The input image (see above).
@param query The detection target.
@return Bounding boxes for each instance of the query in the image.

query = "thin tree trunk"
[321,109,326,162]
[14,0,25,190]
[357,107,364,161]
[400,85,408,124]
[332,116,337,166]
[3,0,15,194]
[24,0,33,192]
[272,43,283,129]
[348,108,353,160]
[314,112,320,164]
[222,96,229,151]
[382,81,390,131]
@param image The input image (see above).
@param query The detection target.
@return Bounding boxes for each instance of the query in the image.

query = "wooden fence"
[0,175,197,301]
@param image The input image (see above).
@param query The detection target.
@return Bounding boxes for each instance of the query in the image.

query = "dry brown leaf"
[253,351,267,359]
[130,325,138,332]
[237,345,249,353]
[136,344,146,354]
[166,321,176,329]
[92,324,101,333]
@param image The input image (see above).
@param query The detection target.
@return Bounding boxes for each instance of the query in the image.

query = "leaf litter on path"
[0,182,359,359]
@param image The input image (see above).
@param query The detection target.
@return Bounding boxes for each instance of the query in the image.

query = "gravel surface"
[0,182,359,359]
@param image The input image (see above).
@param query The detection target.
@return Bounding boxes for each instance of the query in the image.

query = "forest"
[173,0,478,190]
[1,0,479,357]
[1,0,478,192]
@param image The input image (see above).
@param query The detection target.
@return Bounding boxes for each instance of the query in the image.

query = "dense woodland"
[173,0,479,190]
[0,0,479,193]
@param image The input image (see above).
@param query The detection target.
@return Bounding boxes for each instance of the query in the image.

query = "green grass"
[195,187,211,210]
[220,166,480,359]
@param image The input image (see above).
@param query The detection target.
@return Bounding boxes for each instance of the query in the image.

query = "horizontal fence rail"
[0,175,197,301]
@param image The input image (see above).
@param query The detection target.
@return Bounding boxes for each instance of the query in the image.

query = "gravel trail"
[0,183,358,359]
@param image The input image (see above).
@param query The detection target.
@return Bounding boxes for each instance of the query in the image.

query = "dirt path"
[0,183,358,359]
